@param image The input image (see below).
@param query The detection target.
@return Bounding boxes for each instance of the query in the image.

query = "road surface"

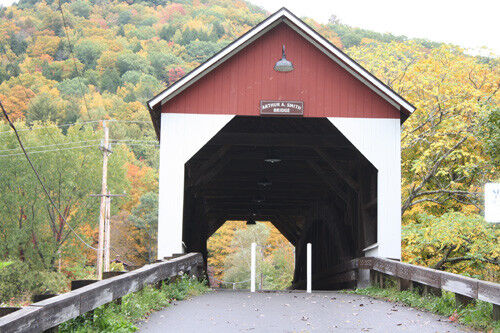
[138,290,471,332]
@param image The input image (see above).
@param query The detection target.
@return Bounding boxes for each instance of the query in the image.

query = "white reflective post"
[307,243,312,293]
[251,242,256,292]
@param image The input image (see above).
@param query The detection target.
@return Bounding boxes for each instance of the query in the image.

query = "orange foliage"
[0,85,34,120]
[123,162,157,211]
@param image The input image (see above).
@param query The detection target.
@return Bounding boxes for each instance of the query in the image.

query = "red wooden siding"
[162,23,400,119]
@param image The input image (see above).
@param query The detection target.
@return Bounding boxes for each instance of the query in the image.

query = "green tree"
[100,68,121,93]
[70,0,91,18]
[185,40,224,63]
[26,93,65,124]
[75,40,104,69]
[159,25,176,41]
[0,122,129,271]
[128,192,158,263]
[148,52,180,80]
[402,212,499,281]
[116,53,150,75]
[57,78,88,98]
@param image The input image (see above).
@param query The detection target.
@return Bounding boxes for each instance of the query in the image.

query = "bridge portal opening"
[182,116,377,289]
[206,221,294,290]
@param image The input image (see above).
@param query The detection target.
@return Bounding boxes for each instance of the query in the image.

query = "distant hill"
[0,0,448,124]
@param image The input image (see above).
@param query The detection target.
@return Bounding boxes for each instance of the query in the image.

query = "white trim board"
[328,117,402,259]
[147,8,415,117]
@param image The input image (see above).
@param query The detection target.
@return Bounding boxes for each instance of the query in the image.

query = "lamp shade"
[274,45,294,72]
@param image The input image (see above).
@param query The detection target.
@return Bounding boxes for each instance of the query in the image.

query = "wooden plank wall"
[163,23,400,120]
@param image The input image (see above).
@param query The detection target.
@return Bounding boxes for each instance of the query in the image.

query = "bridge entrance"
[206,220,294,290]
[181,116,377,289]
[150,9,409,290]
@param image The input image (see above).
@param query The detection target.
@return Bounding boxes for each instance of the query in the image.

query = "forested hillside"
[0,0,498,301]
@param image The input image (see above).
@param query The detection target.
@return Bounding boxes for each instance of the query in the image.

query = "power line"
[0,120,102,135]
[56,0,93,118]
[108,120,153,125]
[111,139,158,143]
[0,99,98,251]
[0,139,160,157]
[0,144,98,158]
[0,140,101,153]
[0,119,154,136]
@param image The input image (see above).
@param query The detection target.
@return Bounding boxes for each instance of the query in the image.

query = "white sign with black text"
[485,183,500,223]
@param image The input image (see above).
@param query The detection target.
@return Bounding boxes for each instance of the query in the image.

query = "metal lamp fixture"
[246,213,257,225]
[252,193,266,203]
[257,176,272,187]
[274,45,294,72]
[264,148,282,164]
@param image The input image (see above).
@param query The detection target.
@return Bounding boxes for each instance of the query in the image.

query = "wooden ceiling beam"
[208,133,352,148]
[314,147,360,191]
[307,160,349,203]
[188,145,231,186]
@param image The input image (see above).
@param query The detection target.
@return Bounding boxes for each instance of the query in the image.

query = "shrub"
[60,275,209,332]
[0,261,69,304]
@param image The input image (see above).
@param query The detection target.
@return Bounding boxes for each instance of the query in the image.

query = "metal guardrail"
[0,253,204,333]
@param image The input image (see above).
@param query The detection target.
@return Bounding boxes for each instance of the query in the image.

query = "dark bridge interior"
[182,116,378,289]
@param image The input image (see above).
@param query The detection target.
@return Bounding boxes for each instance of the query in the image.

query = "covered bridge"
[147,8,415,289]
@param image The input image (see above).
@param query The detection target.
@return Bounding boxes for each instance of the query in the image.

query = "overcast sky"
[0,0,498,55]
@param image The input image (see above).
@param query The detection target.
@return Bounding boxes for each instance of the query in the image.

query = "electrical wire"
[111,139,158,143]
[0,100,98,251]
[0,47,100,252]
[56,0,93,118]
[0,140,101,153]
[108,120,153,125]
[0,144,98,157]
[0,120,102,135]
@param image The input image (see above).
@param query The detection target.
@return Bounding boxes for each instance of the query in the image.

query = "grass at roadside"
[59,275,210,332]
[346,286,499,332]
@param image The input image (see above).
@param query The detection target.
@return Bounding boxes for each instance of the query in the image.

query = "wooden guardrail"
[357,257,500,320]
[0,253,204,333]
[295,256,499,320]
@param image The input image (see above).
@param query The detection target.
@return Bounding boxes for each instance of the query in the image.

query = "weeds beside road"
[59,275,209,332]
[347,286,499,332]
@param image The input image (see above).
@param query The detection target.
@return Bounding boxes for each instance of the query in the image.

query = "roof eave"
[147,7,415,118]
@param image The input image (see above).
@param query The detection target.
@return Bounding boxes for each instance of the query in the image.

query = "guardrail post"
[455,293,475,307]
[493,304,499,321]
[71,279,98,322]
[423,285,442,297]
[397,278,411,291]
[357,268,371,289]
[307,243,312,293]
[103,271,127,305]
[372,271,384,288]
[251,242,256,292]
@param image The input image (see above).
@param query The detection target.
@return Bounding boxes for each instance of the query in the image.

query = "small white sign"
[485,183,500,223]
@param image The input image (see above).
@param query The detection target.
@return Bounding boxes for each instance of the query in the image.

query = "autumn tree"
[0,122,129,271]
[348,42,500,216]
[402,212,499,281]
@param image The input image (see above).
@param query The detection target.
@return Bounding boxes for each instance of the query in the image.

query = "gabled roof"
[147,7,415,118]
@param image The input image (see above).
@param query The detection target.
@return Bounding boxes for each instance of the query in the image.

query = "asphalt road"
[138,290,471,332]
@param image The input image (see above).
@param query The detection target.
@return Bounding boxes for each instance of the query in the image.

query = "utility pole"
[96,120,109,280]
[103,192,126,272]
[104,192,111,273]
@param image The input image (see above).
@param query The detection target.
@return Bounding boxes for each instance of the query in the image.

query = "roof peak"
[147,8,415,117]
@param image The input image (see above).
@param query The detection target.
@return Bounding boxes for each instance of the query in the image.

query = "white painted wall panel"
[158,113,235,258]
[327,117,401,259]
